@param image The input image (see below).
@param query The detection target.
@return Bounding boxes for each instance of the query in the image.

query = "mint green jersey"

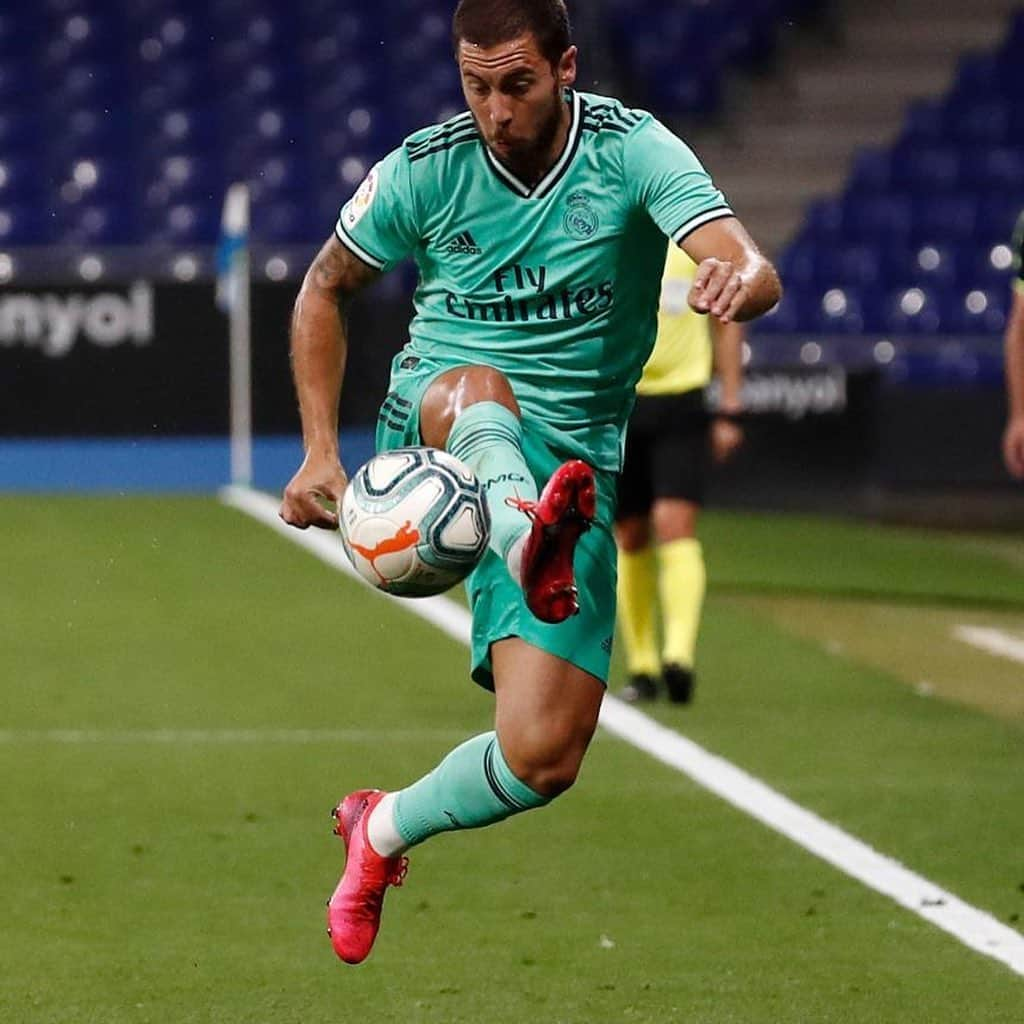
[336,90,731,471]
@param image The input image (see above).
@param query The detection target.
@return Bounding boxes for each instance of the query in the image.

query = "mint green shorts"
[375,352,617,689]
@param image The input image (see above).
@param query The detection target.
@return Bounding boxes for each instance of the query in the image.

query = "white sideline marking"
[0,728,466,745]
[222,486,1024,978]
[954,624,1024,667]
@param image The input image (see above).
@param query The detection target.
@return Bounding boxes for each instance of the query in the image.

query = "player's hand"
[711,416,744,464]
[688,258,750,324]
[280,454,348,530]
[1002,416,1024,479]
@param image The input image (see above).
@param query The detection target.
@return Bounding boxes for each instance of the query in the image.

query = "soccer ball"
[340,446,491,597]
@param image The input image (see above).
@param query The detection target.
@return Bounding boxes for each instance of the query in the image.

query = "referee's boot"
[514,460,596,624]
[663,664,695,704]
[621,673,659,702]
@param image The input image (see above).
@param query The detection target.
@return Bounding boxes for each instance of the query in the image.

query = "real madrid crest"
[563,191,599,240]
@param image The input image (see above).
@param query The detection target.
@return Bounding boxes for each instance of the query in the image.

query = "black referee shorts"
[615,388,710,521]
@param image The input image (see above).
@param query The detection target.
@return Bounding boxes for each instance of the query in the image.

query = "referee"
[615,242,746,703]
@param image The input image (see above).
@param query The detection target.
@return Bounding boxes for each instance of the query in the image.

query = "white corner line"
[221,485,1024,978]
[953,624,1024,667]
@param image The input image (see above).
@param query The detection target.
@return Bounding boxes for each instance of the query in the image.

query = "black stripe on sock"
[483,739,523,811]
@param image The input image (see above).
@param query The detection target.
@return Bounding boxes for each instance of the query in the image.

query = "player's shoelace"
[504,494,538,518]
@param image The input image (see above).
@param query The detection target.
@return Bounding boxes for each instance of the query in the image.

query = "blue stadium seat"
[0,157,44,202]
[47,62,127,109]
[143,155,224,207]
[747,288,812,335]
[59,203,138,245]
[816,244,882,289]
[959,145,1024,192]
[0,205,55,245]
[841,195,913,243]
[0,59,39,103]
[902,243,959,287]
[0,110,42,154]
[134,60,215,115]
[977,194,1023,243]
[251,199,315,244]
[966,242,1015,288]
[944,98,1011,145]
[947,287,1008,334]
[249,153,311,203]
[912,195,976,244]
[882,286,945,335]
[143,200,220,244]
[52,156,135,204]
[900,99,944,143]
[50,107,130,161]
[890,144,959,192]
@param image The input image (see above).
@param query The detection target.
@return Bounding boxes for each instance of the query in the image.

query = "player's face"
[457,34,577,171]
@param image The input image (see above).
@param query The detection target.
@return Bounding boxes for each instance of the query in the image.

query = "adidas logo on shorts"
[443,230,483,256]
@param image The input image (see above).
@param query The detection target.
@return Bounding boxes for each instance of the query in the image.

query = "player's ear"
[557,45,577,86]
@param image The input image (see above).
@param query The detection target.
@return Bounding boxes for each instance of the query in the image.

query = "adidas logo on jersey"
[443,230,483,256]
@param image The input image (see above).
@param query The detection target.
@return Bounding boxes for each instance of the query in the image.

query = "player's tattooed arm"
[281,237,380,531]
[306,234,381,306]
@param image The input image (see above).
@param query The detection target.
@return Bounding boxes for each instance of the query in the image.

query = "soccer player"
[279,0,781,964]
[1002,210,1024,479]
[615,242,745,704]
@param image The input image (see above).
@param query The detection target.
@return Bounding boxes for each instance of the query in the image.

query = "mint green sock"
[446,402,538,563]
[393,732,551,847]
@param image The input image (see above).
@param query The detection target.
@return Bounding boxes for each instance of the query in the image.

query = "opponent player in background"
[1002,210,1024,478]
[279,0,781,964]
[616,243,745,704]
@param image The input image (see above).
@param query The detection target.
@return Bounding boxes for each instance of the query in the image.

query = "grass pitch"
[2,496,1022,1022]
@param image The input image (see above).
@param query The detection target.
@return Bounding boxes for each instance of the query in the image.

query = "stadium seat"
[890,144,959,193]
[960,146,1024,192]
[944,98,1011,145]
[251,199,315,244]
[882,286,945,335]
[841,195,913,244]
[900,99,944,143]
[0,204,54,245]
[0,157,44,202]
[143,201,220,245]
[59,203,138,245]
[143,155,224,207]
[912,195,977,244]
[947,287,1008,334]
[813,286,871,335]
[747,288,811,335]
[977,194,1024,244]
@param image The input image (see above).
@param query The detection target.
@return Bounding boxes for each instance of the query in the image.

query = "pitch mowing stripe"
[221,485,1024,978]
[219,485,473,646]
[953,624,1024,665]
[0,728,468,745]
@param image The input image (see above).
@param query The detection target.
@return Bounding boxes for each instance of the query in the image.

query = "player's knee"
[518,756,581,799]
[420,365,521,448]
[651,499,699,543]
[615,516,650,552]
[501,732,588,798]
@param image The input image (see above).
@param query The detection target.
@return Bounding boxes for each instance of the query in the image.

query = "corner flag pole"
[216,184,253,488]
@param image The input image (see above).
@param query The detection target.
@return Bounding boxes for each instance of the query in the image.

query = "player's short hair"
[452,0,572,68]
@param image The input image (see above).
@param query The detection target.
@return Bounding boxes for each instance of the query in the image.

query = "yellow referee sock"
[616,546,660,676]
[657,538,706,670]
